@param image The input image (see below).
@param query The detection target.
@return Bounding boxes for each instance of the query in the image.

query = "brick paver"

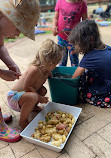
[0,26,111,158]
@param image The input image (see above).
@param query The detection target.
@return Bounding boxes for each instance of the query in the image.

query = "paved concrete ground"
[0,26,111,158]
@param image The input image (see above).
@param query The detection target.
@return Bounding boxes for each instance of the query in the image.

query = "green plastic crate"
[48,66,80,105]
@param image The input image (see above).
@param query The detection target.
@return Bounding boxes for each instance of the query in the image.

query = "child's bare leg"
[19,92,39,129]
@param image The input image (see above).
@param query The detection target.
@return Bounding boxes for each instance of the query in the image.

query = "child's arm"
[72,67,85,79]
[82,13,88,20]
[52,11,59,36]
[81,0,88,21]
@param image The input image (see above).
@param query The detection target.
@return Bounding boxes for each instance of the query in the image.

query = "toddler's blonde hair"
[31,39,63,66]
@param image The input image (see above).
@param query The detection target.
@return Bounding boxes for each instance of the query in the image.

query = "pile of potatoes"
[31,111,75,147]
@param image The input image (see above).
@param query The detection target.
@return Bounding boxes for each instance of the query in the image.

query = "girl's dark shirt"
[79,45,111,84]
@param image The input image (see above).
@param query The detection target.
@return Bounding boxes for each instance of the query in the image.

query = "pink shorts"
[7,91,25,112]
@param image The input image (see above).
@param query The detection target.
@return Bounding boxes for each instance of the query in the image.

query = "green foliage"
[5,30,52,43]
[4,33,25,43]
[45,30,52,34]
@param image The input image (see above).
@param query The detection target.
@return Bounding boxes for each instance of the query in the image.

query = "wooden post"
[87,0,111,4]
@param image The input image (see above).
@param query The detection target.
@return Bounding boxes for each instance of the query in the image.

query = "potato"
[66,113,70,117]
[40,135,51,143]
[66,118,72,123]
[47,119,59,125]
[66,127,70,133]
[63,130,68,137]
[51,111,55,114]
[46,125,53,128]
[38,121,43,124]
[62,135,66,143]
[47,112,51,116]
[54,113,61,119]
[60,118,66,123]
[69,123,72,128]
[69,114,73,119]
[33,132,41,139]
[43,121,46,125]
[62,113,66,118]
[35,128,39,132]
[52,133,62,141]
[66,126,72,132]
[58,130,64,135]
[40,129,45,135]
[51,138,62,147]
[45,127,56,135]
[35,127,39,131]
[38,123,43,129]
[56,111,62,114]
[72,118,75,124]
[63,121,67,124]
[62,112,66,114]
[42,125,46,130]
[56,123,66,130]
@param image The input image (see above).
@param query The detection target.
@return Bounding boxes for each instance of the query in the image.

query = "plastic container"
[48,66,80,105]
[20,102,82,152]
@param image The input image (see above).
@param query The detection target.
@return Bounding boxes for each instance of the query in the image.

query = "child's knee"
[30,93,39,104]
[20,93,39,106]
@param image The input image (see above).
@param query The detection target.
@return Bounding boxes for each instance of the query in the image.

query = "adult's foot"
[19,120,29,130]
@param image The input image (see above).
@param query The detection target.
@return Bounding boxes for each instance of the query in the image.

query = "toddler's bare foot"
[19,120,29,129]
[33,104,44,112]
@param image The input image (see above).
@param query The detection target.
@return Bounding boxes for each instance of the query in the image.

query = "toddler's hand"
[39,96,49,104]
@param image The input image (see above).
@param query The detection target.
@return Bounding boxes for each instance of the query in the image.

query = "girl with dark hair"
[69,19,111,108]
